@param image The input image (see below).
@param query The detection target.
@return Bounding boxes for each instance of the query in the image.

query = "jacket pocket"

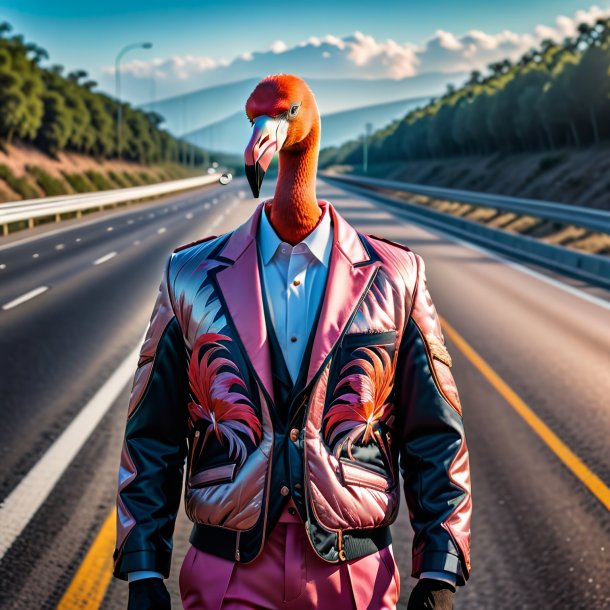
[341,329,397,348]
[188,463,236,488]
[339,458,391,492]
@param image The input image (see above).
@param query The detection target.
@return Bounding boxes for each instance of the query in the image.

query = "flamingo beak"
[244,115,288,197]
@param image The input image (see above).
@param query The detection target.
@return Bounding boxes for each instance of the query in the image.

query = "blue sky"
[3,0,609,103]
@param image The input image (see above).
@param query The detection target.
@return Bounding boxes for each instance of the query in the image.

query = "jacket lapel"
[212,202,276,403]
[211,199,380,404]
[305,202,380,387]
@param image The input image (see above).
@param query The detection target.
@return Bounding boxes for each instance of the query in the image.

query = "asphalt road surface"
[0,177,609,610]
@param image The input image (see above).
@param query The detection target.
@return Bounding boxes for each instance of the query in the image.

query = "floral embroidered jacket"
[112,199,472,585]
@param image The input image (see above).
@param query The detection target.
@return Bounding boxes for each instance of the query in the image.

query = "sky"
[3,0,609,104]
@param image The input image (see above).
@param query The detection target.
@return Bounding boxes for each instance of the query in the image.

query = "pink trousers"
[179,498,400,610]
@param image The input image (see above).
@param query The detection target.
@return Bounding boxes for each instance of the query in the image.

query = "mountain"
[184,96,430,155]
[319,97,430,149]
[142,72,466,137]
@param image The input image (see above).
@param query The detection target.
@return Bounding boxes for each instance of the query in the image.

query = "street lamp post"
[363,122,373,174]
[115,42,153,159]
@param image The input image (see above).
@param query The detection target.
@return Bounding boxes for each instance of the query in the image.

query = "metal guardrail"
[321,172,610,290]
[0,174,219,234]
[322,173,610,235]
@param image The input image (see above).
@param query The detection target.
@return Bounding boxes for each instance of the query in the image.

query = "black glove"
[407,578,455,610]
[128,577,171,610]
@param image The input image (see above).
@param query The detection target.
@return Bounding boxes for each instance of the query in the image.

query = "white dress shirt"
[128,203,456,587]
[257,202,333,383]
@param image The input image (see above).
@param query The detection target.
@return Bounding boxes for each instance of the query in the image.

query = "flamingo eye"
[288,102,301,118]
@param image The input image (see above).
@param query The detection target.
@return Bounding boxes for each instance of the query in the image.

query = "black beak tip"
[245,163,265,198]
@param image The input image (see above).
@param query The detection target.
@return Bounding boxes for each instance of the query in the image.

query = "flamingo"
[244,74,323,245]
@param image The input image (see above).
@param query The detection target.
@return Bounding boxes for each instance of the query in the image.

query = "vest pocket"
[339,458,391,492]
[188,463,236,488]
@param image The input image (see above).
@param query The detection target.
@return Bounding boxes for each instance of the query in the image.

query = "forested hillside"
[0,22,203,165]
[320,17,610,168]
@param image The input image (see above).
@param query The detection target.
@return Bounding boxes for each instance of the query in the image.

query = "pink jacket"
[113,199,472,585]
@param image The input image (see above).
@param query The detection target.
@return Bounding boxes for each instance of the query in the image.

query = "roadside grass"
[26,165,70,197]
[0,164,39,199]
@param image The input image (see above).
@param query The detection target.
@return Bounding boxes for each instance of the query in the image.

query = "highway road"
[0,177,609,609]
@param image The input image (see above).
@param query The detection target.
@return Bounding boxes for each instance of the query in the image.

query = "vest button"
[294,482,302,490]
[290,428,299,442]
[293,279,301,286]
[288,506,297,515]
[280,485,290,496]
[290,336,297,342]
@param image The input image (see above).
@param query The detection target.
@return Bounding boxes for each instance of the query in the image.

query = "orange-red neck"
[268,125,321,245]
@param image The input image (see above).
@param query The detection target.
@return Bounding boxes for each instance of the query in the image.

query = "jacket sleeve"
[112,253,190,581]
[394,252,472,586]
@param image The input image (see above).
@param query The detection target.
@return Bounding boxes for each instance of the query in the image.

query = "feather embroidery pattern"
[188,332,262,467]
[323,345,397,465]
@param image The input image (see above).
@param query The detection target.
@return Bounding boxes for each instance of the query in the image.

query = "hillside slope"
[333,144,610,210]
[0,143,204,203]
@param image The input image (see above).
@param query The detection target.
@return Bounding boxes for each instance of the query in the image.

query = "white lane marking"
[93,251,117,266]
[55,244,65,250]
[0,263,5,269]
[339,183,610,312]
[106,226,114,232]
[0,339,143,559]
[133,240,140,246]
[209,214,224,230]
[2,286,49,310]
[32,253,39,258]
[185,212,194,219]
[204,203,211,210]
[0,218,111,252]
[75,237,81,242]
[127,219,134,225]
[157,227,166,234]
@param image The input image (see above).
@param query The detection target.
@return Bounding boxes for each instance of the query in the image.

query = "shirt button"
[294,482,302,490]
[290,336,297,343]
[293,279,301,286]
[290,428,299,442]
[280,485,290,496]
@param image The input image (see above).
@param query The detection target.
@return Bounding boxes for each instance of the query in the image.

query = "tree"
[35,91,72,155]
[0,22,208,166]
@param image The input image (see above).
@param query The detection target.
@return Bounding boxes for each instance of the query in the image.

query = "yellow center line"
[57,508,116,609]
[439,314,610,512]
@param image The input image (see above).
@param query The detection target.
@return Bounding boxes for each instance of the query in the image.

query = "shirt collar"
[258,201,333,267]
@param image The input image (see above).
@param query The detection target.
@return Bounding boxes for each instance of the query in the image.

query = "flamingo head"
[244,74,319,197]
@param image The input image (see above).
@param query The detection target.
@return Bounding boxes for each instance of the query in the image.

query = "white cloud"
[435,30,462,51]
[103,4,610,89]
[536,5,608,39]
[415,4,609,74]
[270,40,287,54]
[343,31,419,78]
[105,54,225,80]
